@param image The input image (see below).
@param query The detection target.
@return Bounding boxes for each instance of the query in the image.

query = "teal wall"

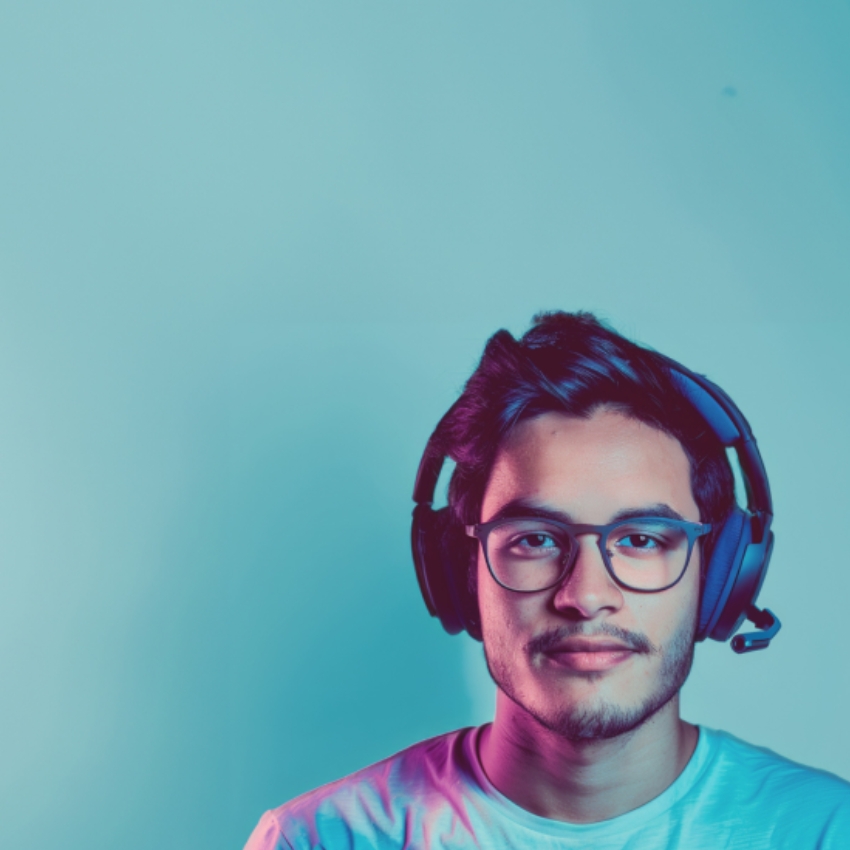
[1,3,848,848]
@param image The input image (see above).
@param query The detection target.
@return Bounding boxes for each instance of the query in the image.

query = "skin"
[477,407,701,823]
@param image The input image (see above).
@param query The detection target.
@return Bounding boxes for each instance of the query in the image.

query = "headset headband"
[415,363,772,518]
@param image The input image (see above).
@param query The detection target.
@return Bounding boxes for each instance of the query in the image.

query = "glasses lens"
[606,520,691,590]
[485,520,574,591]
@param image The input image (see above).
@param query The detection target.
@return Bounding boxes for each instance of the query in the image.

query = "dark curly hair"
[430,311,736,593]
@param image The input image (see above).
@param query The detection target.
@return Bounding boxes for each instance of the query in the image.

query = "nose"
[552,533,624,619]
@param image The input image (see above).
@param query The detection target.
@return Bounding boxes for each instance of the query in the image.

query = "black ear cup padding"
[411,504,441,619]
[437,510,482,641]
[697,509,751,640]
[411,505,481,639]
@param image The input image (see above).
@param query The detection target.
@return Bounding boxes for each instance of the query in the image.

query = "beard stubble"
[484,618,697,742]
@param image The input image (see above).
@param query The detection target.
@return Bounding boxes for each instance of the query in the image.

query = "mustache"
[526,623,658,656]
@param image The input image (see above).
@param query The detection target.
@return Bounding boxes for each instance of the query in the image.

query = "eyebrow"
[483,498,687,525]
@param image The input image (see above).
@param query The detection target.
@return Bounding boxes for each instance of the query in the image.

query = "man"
[245,312,850,849]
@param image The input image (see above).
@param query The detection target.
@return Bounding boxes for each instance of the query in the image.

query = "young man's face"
[477,408,701,741]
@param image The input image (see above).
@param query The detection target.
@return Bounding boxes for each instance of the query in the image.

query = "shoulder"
[696,727,850,844]
[244,727,478,850]
[706,727,850,798]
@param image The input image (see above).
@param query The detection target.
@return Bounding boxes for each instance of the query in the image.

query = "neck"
[479,691,698,824]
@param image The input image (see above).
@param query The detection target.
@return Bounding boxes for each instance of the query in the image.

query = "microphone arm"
[730,606,781,653]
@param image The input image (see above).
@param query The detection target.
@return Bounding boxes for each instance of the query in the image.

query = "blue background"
[1,2,848,848]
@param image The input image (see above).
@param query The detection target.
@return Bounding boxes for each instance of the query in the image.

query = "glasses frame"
[466,516,713,594]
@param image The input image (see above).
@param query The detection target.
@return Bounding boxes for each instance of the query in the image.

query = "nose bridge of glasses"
[568,524,609,555]
[552,526,623,609]
[566,526,614,574]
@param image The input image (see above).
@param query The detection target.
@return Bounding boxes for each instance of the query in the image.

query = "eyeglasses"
[466,516,712,593]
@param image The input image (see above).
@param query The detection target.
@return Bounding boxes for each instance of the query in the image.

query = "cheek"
[477,555,505,633]
[643,573,701,644]
[477,556,533,641]
[477,560,561,668]
[683,550,702,619]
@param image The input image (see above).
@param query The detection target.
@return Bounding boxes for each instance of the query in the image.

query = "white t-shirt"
[244,725,850,849]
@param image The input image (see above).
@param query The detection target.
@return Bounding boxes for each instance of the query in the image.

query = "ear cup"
[710,530,774,642]
[697,509,752,640]
[411,505,481,639]
[437,511,482,640]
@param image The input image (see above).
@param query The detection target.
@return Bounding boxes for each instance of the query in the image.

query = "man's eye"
[519,533,557,549]
[629,534,654,547]
[507,533,562,556]
[617,534,663,550]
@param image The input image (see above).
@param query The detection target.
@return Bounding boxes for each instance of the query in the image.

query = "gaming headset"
[411,353,781,653]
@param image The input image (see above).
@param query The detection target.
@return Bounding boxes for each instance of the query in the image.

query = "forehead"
[482,408,698,523]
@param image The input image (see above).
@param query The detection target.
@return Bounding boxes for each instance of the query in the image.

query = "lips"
[542,638,637,673]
